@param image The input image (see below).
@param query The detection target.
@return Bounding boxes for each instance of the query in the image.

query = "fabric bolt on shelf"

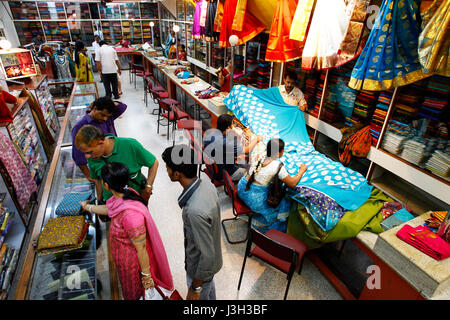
[349,0,429,90]
[37,225,90,256]
[224,85,373,230]
[55,192,92,217]
[37,216,86,251]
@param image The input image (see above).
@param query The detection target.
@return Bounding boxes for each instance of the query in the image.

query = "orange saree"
[266,0,303,62]
[218,0,265,47]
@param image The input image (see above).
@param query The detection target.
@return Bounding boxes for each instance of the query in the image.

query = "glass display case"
[42,21,71,42]
[35,78,60,140]
[37,2,66,20]
[9,1,39,20]
[14,21,44,46]
[211,42,224,70]
[73,82,98,96]
[140,2,158,19]
[27,146,97,300]
[195,39,207,63]
[63,92,97,145]
[186,23,194,58]
[120,3,140,19]
[176,0,185,21]
[99,3,121,20]
[65,2,91,20]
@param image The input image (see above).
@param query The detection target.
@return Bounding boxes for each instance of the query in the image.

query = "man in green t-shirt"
[74,124,158,204]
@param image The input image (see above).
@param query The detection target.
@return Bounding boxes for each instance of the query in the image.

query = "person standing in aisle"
[80,162,174,300]
[162,145,223,300]
[71,97,127,181]
[74,41,94,82]
[74,125,157,206]
[278,71,308,112]
[95,40,121,99]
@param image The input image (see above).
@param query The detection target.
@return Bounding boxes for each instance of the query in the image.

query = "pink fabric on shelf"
[0,132,37,210]
[396,224,450,261]
[107,196,174,299]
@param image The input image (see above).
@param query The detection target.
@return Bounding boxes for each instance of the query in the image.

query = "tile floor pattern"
[95,71,342,300]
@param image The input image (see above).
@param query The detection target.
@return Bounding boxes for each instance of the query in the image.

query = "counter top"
[372,211,450,299]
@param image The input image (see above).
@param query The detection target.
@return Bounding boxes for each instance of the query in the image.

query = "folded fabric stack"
[396,224,450,261]
[255,61,271,89]
[37,216,89,256]
[303,70,320,112]
[382,131,407,155]
[370,90,392,146]
[425,147,450,181]
[0,243,19,299]
[425,211,448,230]
[380,201,413,220]
[346,90,378,127]
[310,72,326,118]
[400,137,427,166]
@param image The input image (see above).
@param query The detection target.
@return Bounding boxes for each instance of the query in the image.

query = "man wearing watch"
[162,145,223,300]
[75,125,158,206]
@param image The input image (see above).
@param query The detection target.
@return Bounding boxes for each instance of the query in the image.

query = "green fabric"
[88,135,156,200]
[287,188,391,249]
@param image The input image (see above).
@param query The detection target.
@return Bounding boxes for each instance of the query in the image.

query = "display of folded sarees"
[370,90,392,145]
[400,137,427,165]
[345,89,378,127]
[36,216,89,256]
[425,147,450,181]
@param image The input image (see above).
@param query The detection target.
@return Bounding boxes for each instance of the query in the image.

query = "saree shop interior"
[0,0,449,302]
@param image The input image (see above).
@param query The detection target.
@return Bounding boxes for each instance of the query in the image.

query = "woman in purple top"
[71,96,127,180]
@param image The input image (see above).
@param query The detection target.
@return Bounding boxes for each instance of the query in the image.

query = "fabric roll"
[418,0,450,77]
[349,0,428,91]
[266,0,303,62]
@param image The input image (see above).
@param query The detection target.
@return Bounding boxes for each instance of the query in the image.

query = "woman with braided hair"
[237,138,308,233]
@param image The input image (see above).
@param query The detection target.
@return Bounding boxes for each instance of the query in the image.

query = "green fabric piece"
[88,135,156,200]
[287,188,392,249]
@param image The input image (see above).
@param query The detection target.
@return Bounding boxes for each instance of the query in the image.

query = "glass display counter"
[27,146,97,300]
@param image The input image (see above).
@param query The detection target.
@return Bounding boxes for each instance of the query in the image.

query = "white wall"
[0,1,20,48]
[160,0,176,18]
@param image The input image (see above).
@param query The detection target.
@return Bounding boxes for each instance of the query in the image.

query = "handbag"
[266,162,286,208]
[55,192,92,216]
[142,285,183,301]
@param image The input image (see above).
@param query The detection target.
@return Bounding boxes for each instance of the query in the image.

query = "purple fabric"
[71,102,127,166]
[192,0,203,38]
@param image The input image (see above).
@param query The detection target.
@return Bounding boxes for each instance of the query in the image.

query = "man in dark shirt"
[71,96,127,181]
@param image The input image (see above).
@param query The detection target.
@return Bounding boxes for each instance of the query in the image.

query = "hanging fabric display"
[231,0,248,32]
[349,0,428,91]
[0,131,38,211]
[53,52,72,80]
[205,0,220,42]
[213,0,224,33]
[418,0,450,77]
[199,0,209,37]
[289,0,315,42]
[335,0,373,66]
[192,0,204,39]
[218,0,265,47]
[265,0,303,63]
[301,0,352,70]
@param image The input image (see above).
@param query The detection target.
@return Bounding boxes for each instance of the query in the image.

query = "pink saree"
[107,196,174,300]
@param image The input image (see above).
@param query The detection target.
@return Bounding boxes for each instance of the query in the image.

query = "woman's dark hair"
[74,41,85,66]
[100,162,147,206]
[217,114,233,133]
[245,138,285,191]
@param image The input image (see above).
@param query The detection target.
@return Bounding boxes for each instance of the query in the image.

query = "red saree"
[218,0,265,47]
[266,0,303,62]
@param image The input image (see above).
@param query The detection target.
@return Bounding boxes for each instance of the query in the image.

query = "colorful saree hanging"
[206,0,220,42]
[192,0,203,39]
[418,0,450,77]
[289,0,315,42]
[213,0,224,33]
[218,0,265,47]
[349,0,428,91]
[266,0,303,63]
[301,0,351,70]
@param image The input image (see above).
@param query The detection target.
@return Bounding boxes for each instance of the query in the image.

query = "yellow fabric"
[213,0,225,32]
[75,52,93,82]
[418,0,450,77]
[37,216,85,250]
[289,0,315,42]
[247,0,277,32]
[232,0,247,31]
[348,69,430,91]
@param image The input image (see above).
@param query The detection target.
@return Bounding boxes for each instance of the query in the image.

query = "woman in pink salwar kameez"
[82,162,173,300]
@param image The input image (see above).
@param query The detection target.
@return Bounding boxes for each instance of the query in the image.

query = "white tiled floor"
[95,71,342,300]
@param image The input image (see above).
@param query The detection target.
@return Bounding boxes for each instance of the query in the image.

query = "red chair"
[184,128,204,177]
[222,170,254,244]
[133,64,144,88]
[238,227,308,300]
[158,99,187,141]
[147,81,168,113]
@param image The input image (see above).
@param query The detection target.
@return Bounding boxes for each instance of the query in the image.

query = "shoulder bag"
[267,162,286,208]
